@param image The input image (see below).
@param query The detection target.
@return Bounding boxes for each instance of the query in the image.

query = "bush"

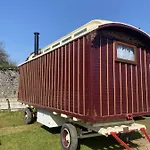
[0,42,17,70]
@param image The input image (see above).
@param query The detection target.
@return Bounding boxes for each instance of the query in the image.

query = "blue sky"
[0,0,150,64]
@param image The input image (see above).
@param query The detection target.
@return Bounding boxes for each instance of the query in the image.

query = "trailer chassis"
[25,108,150,150]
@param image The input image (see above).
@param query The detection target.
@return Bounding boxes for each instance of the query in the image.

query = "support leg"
[140,128,150,142]
[111,132,132,150]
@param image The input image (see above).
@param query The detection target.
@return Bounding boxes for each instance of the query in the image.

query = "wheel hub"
[62,128,71,148]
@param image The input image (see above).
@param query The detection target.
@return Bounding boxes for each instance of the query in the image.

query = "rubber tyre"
[60,123,78,150]
[24,108,34,124]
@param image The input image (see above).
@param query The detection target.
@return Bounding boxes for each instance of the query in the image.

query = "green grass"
[0,110,24,128]
[0,110,150,150]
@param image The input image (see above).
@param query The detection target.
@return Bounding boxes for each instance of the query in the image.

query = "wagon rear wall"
[18,23,150,122]
[90,25,150,121]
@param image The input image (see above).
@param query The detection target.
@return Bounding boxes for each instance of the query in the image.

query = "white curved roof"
[41,20,112,53]
[20,19,149,66]
[25,20,112,62]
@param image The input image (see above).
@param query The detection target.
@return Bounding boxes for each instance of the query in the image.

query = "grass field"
[0,110,150,150]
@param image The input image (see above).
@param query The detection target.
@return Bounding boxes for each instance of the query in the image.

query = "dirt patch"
[132,138,150,150]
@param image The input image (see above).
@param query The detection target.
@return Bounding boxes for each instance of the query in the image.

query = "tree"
[0,41,17,69]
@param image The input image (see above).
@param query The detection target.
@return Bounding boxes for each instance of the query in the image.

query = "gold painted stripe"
[144,50,148,111]
[140,48,144,112]
[68,44,71,112]
[57,50,60,109]
[113,42,116,115]
[107,38,109,115]
[135,66,139,112]
[131,65,134,113]
[73,41,75,113]
[125,64,128,113]
[48,55,50,107]
[119,63,122,114]
[83,37,86,115]
[78,39,80,114]
[54,51,57,107]
[64,45,67,110]
[100,37,102,116]
[60,48,63,109]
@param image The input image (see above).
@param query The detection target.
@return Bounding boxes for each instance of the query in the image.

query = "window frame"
[115,41,137,65]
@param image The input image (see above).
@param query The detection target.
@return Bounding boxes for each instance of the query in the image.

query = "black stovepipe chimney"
[34,32,39,55]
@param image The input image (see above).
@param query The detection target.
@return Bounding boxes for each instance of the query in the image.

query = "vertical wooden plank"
[27,63,30,103]
[64,45,67,111]
[54,51,57,108]
[62,46,65,110]
[33,61,35,104]
[43,56,45,106]
[147,53,150,111]
[106,38,109,115]
[58,49,62,109]
[144,49,148,111]
[131,65,134,113]
[41,55,46,106]
[40,57,43,106]
[119,63,122,114]
[68,44,71,112]
[77,39,80,114]
[45,54,49,107]
[70,42,73,112]
[45,54,48,106]
[101,37,108,116]
[60,47,63,110]
[39,57,41,105]
[22,65,25,101]
[29,62,32,103]
[47,54,50,107]
[36,59,39,104]
[132,66,137,112]
[50,53,54,107]
[79,38,83,115]
[127,65,132,113]
[38,57,41,105]
[68,43,71,112]
[25,64,28,102]
[57,49,60,109]
[113,42,116,115]
[125,64,128,113]
[99,37,102,117]
[65,44,69,112]
[32,62,34,104]
[23,65,26,101]
[83,37,86,115]
[73,40,78,113]
[115,63,121,114]
[108,39,114,116]
[73,41,75,113]
[135,65,139,112]
[140,48,144,112]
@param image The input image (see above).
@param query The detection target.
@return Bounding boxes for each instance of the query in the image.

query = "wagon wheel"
[60,123,78,150]
[24,107,34,124]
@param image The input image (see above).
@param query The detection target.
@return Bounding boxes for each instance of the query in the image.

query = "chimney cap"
[34,32,39,35]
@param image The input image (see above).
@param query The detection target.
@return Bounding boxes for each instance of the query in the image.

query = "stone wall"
[0,69,25,110]
[0,70,18,98]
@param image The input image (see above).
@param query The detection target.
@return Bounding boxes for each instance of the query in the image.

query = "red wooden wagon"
[18,20,150,150]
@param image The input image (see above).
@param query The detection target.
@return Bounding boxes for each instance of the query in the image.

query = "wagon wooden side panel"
[18,35,93,121]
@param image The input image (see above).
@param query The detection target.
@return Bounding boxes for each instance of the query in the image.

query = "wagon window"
[115,42,136,64]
